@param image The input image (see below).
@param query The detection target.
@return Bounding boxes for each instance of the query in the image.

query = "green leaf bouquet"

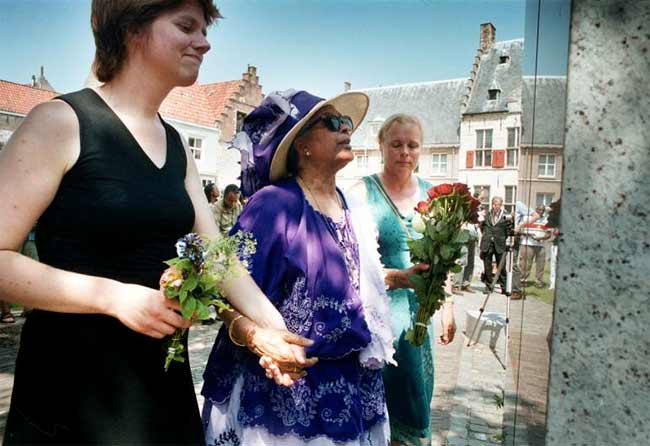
[405,183,481,346]
[159,231,256,370]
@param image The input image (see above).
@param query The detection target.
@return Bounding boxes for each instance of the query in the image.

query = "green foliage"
[407,238,428,262]
[494,391,505,409]
[160,231,256,371]
[449,264,463,274]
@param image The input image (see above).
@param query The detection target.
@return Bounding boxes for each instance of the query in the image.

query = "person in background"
[211,183,242,236]
[479,196,511,294]
[453,220,480,294]
[546,199,561,290]
[520,204,550,288]
[204,182,220,204]
[0,300,14,323]
[348,113,456,446]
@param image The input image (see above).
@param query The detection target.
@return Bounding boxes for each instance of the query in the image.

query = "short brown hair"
[91,0,221,82]
[378,113,423,145]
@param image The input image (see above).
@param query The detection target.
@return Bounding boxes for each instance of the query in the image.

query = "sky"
[0,0,571,98]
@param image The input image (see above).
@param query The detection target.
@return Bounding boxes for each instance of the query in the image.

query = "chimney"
[344,81,351,92]
[480,23,496,53]
[40,66,45,78]
[31,75,37,87]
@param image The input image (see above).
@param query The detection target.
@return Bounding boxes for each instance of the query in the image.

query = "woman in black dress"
[0,1,312,443]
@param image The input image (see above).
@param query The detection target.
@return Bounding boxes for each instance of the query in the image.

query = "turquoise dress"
[363,175,434,445]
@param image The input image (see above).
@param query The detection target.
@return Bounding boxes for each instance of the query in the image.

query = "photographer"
[479,196,513,294]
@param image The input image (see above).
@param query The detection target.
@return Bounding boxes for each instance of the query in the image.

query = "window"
[506,149,518,167]
[507,127,520,167]
[474,185,490,208]
[476,129,493,149]
[507,127,520,147]
[236,112,247,132]
[488,89,500,101]
[356,153,368,170]
[504,186,517,213]
[188,136,203,160]
[475,129,493,167]
[536,193,555,206]
[431,153,448,175]
[499,55,510,64]
[538,154,556,177]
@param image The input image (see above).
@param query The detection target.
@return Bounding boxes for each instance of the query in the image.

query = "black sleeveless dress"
[4,89,204,444]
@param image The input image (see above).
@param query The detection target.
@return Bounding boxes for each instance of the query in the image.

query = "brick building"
[0,65,263,189]
[159,65,264,187]
[0,67,58,149]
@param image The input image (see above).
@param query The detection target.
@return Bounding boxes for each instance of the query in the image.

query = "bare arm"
[0,102,188,338]
[181,139,286,330]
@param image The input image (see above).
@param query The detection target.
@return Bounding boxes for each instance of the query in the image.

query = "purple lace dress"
[201,178,389,446]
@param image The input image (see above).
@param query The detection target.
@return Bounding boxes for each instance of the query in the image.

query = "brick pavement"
[0,290,553,446]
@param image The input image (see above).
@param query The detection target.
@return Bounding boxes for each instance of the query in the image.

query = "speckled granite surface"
[546,1,650,445]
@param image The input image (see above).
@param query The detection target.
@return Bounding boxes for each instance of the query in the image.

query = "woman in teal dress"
[349,114,456,446]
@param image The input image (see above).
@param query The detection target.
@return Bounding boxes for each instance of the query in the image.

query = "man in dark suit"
[479,196,513,294]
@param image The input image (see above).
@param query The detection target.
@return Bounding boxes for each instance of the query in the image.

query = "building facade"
[0,67,58,150]
[340,23,566,211]
[1,65,264,191]
[160,65,264,188]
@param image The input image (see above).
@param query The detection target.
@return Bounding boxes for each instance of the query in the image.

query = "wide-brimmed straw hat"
[269,91,368,182]
[230,89,369,196]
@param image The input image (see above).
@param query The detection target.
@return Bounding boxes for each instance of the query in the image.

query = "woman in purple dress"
[201,90,416,445]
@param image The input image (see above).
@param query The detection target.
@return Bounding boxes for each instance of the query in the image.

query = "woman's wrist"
[228,314,246,346]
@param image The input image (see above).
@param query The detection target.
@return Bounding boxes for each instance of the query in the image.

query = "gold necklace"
[296,176,342,215]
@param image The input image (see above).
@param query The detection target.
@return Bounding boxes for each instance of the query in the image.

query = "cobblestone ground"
[0,290,552,446]
[430,256,553,446]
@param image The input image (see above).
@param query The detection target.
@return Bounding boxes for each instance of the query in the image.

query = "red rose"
[452,182,470,196]
[435,183,454,197]
[415,200,429,214]
[469,197,481,212]
[427,187,439,199]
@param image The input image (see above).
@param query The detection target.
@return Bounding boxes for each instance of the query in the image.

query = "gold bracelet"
[228,314,246,347]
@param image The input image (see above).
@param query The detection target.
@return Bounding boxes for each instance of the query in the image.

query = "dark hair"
[91,0,222,82]
[203,182,215,202]
[224,184,239,196]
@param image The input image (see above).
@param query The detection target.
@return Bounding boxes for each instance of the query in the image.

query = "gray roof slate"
[521,76,567,145]
[464,39,524,115]
[351,78,468,147]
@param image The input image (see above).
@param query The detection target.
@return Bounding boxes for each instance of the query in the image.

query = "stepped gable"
[160,81,242,127]
[464,38,524,115]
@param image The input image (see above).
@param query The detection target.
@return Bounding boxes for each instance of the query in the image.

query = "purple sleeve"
[230,186,298,306]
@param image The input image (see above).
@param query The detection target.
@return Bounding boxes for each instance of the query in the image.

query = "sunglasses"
[300,114,354,136]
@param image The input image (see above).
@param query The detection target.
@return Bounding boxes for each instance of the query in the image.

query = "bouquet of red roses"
[406,183,481,346]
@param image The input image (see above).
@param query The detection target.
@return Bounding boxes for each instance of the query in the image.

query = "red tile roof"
[0,80,58,116]
[0,77,243,128]
[160,80,243,127]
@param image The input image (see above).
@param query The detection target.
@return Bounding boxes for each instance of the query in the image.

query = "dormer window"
[488,89,500,100]
[499,55,510,64]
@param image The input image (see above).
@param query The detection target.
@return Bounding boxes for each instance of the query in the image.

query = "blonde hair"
[377,113,423,145]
